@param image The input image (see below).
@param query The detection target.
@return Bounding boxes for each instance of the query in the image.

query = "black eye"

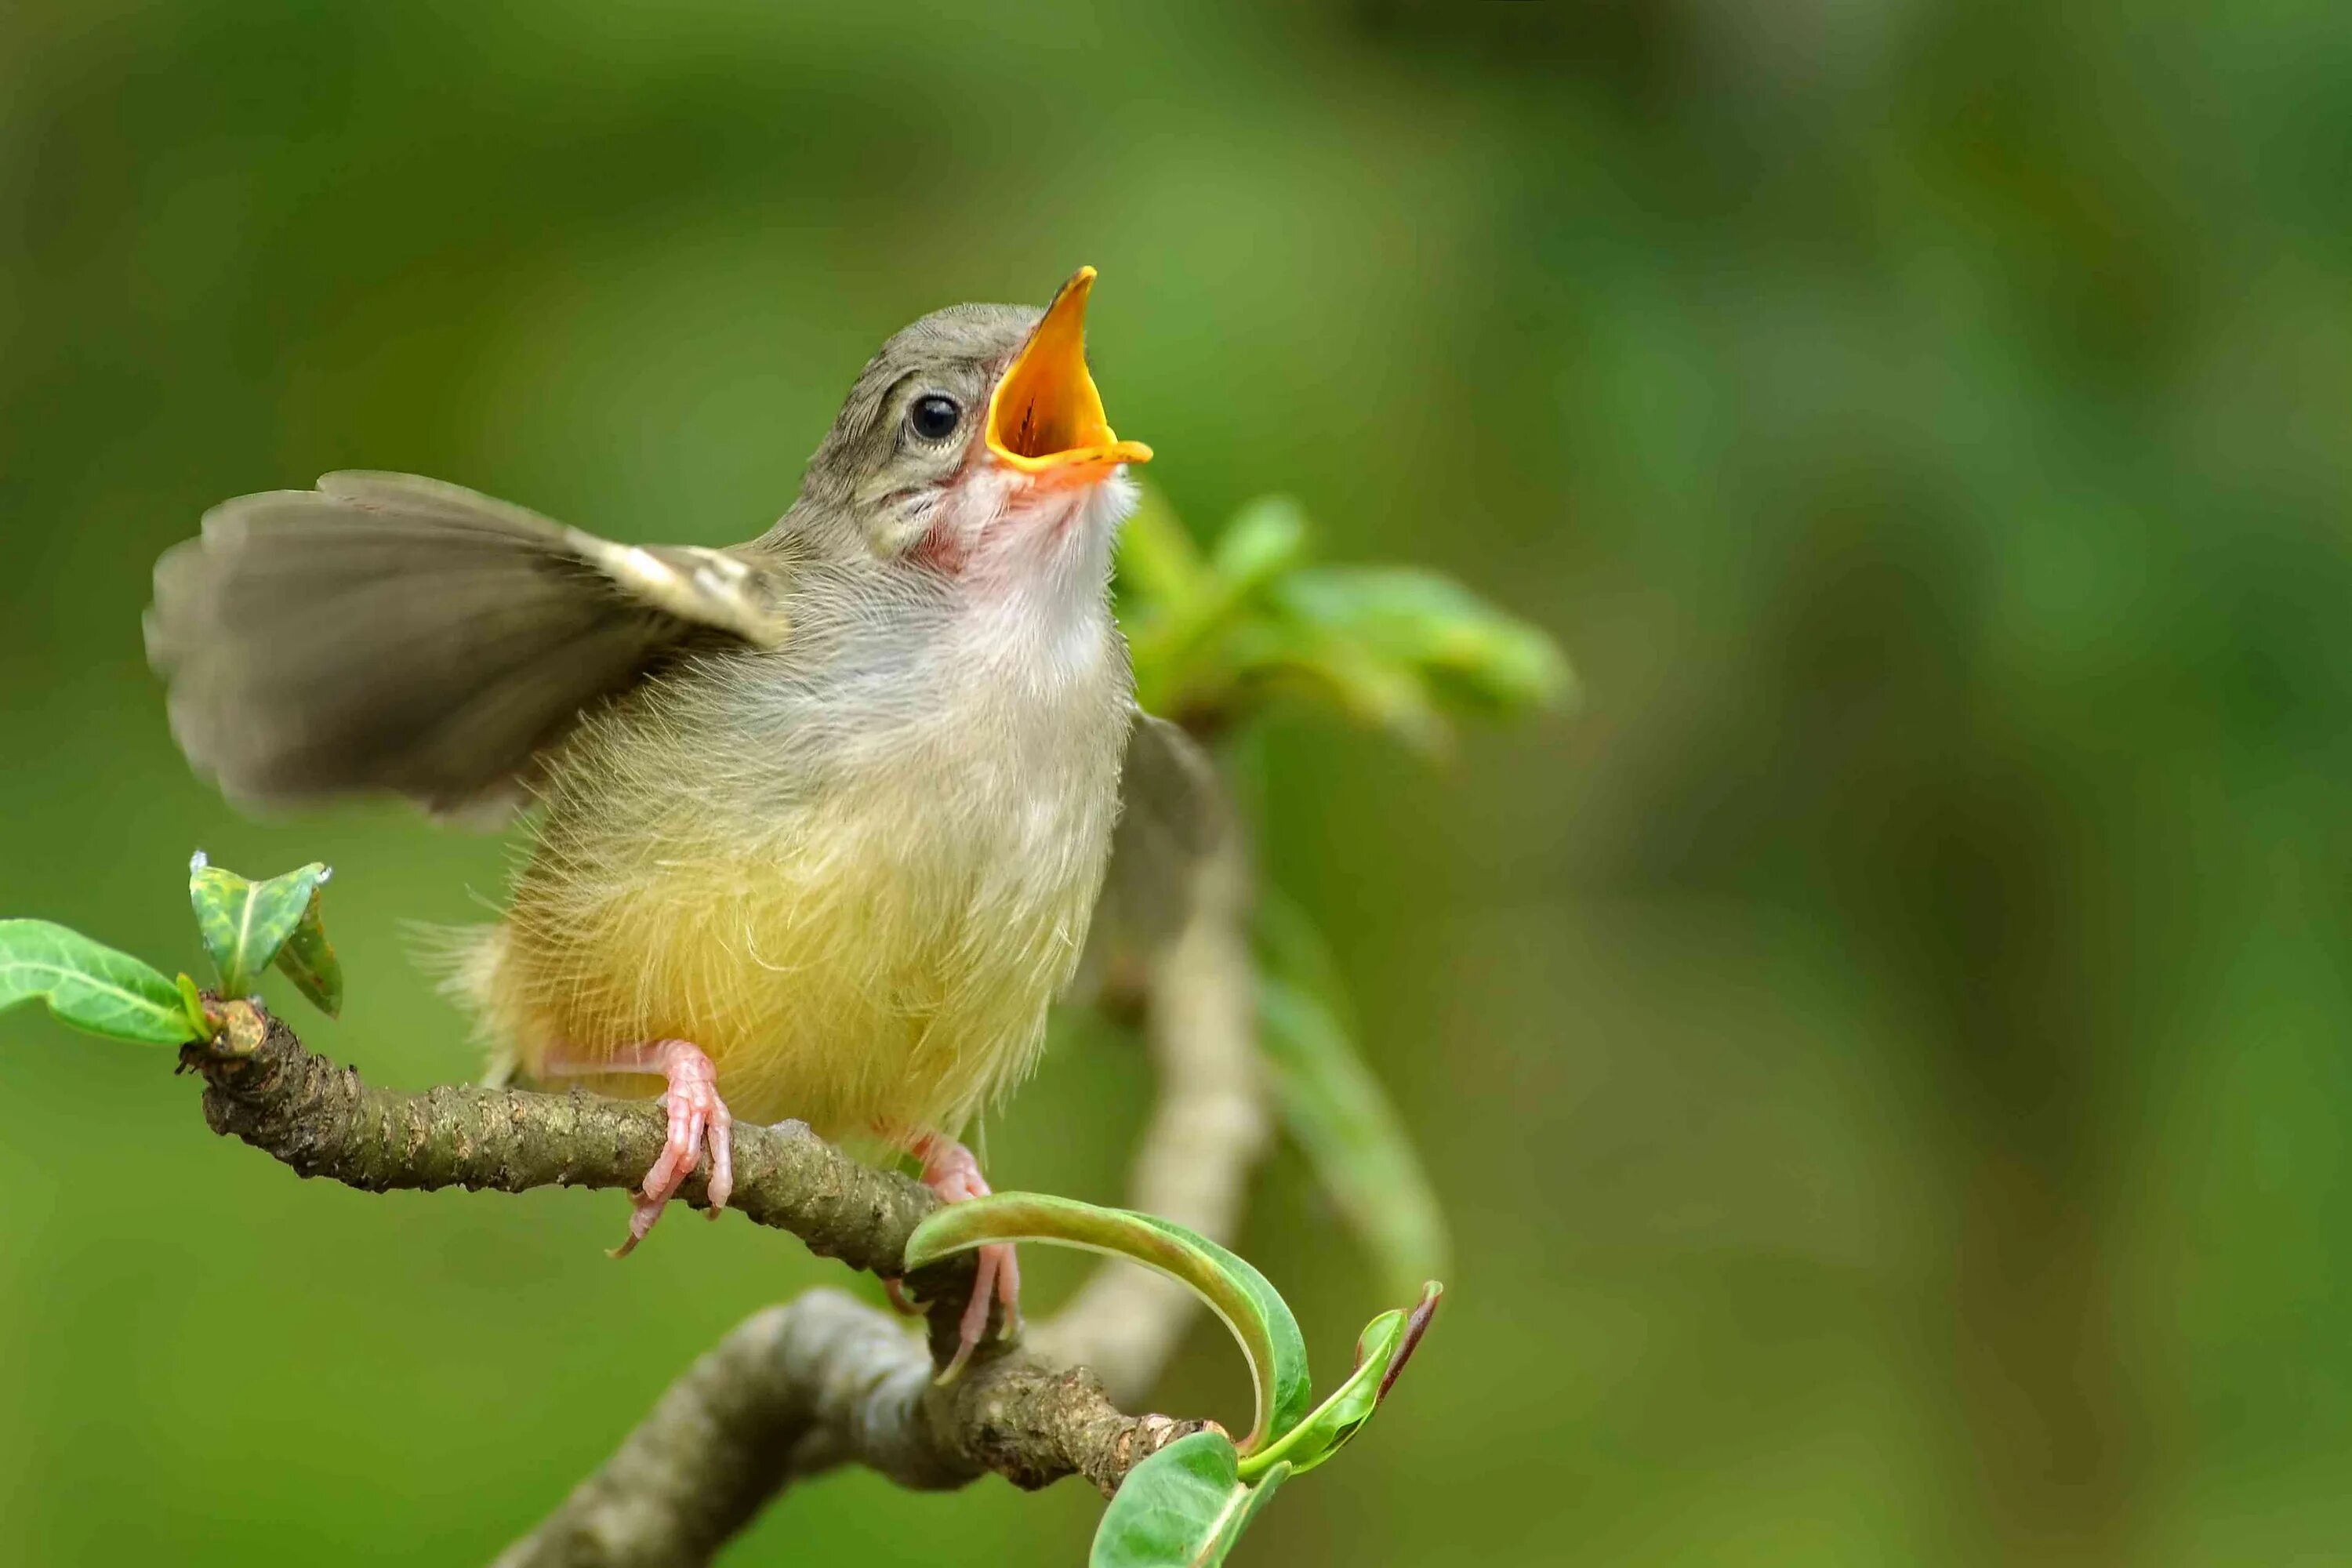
[908,394,961,441]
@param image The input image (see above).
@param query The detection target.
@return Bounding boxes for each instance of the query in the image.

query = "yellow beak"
[985,267,1153,481]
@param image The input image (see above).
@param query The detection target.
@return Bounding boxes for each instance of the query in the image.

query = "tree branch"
[187,1007,931,1279]
[176,753,1269,1566]
[491,1293,956,1568]
[181,1011,1211,1516]
[490,1291,1203,1568]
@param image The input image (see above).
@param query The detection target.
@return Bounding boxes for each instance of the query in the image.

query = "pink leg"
[544,1040,733,1257]
[910,1132,1021,1381]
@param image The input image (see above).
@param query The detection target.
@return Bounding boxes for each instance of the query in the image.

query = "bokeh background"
[2,2,2344,1563]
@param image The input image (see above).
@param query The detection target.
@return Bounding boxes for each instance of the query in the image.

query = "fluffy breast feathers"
[448,487,1136,1144]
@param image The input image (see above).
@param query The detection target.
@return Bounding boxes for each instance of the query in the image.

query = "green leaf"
[1116,484,1213,610]
[1275,565,1573,718]
[272,883,343,1018]
[1222,616,1450,750]
[1255,898,1452,1298]
[189,855,328,997]
[1117,490,1569,747]
[1239,1281,1443,1479]
[904,1193,1311,1454]
[0,920,201,1045]
[1127,495,1312,719]
[1207,495,1308,592]
[1090,1430,1290,1568]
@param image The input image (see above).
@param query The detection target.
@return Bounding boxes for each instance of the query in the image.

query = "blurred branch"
[492,1291,1203,1568]
[492,1293,963,1568]
[1035,828,1270,1399]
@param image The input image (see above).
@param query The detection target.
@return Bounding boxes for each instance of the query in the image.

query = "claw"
[912,1132,1020,1381]
[584,1040,731,1257]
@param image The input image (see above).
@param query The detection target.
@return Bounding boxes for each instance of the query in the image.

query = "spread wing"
[146,470,790,822]
[1078,711,1235,991]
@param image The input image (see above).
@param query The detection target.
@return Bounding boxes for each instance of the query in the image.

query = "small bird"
[147,268,1170,1370]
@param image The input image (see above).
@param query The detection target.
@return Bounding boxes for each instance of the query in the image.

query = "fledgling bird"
[146,268,1172,1370]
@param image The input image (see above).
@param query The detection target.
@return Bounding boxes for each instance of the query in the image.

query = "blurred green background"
[2,2,2344,1563]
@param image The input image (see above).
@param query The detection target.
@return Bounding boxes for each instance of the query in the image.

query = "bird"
[145,267,1194,1373]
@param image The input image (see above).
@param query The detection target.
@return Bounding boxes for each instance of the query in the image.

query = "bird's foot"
[566,1039,732,1258]
[911,1132,1021,1381]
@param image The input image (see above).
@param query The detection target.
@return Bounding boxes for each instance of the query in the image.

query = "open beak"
[985,266,1153,484]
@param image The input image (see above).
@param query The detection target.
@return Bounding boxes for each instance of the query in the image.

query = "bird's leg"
[541,1040,733,1256]
[909,1131,1022,1381]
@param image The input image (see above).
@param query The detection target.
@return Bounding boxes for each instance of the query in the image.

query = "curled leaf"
[904,1192,1311,1454]
[0,920,201,1046]
[1090,1429,1289,1568]
[1240,1281,1442,1479]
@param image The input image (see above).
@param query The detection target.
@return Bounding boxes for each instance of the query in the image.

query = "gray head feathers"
[790,304,1043,524]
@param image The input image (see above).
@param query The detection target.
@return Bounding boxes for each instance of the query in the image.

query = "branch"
[492,1294,953,1568]
[187,1007,929,1278]
[182,1013,1211,1512]
[176,763,1269,1566]
[491,1291,1199,1568]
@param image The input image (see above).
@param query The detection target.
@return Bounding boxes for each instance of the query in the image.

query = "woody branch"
[177,834,1266,1568]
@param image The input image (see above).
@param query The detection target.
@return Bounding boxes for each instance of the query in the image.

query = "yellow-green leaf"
[272,883,343,1018]
[175,973,217,1042]
[1238,1281,1442,1479]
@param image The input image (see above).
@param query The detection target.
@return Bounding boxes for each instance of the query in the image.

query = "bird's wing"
[1077,710,1235,991]
[147,470,790,822]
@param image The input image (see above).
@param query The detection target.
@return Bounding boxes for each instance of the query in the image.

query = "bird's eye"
[907,394,962,442]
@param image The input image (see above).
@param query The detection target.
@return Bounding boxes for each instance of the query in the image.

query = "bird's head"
[796,267,1152,586]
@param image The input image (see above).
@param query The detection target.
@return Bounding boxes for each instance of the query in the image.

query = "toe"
[705,1102,735,1214]
[641,1094,694,1204]
[681,1099,708,1179]
[993,1242,1022,1330]
[938,1246,1000,1384]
